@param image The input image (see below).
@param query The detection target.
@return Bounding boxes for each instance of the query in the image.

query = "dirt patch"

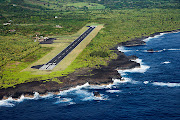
[5,62,21,69]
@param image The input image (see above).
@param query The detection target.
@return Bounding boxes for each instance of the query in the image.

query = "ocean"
[0,32,180,120]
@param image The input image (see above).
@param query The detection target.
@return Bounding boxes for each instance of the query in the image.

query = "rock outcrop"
[93,91,101,97]
[120,37,147,46]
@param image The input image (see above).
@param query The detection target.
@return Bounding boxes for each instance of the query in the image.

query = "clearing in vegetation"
[23,23,104,75]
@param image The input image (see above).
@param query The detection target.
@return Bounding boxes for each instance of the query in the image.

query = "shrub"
[90,51,109,58]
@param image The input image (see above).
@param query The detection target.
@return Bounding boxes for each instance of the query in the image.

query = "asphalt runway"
[39,26,96,70]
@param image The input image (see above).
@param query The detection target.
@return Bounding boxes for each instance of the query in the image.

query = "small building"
[33,36,49,42]
[9,29,16,32]
[44,37,49,41]
[56,25,62,28]
[55,16,58,18]
[3,23,11,26]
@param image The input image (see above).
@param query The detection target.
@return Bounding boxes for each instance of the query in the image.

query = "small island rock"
[93,91,101,97]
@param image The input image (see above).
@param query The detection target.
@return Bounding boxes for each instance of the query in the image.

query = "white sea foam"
[118,65,150,74]
[58,82,90,95]
[143,33,167,42]
[118,58,150,74]
[158,50,164,52]
[81,93,108,101]
[57,80,122,101]
[131,58,142,63]
[117,46,132,52]
[57,83,110,102]
[27,92,53,100]
[54,97,76,105]
[114,77,139,85]
[85,78,132,90]
[0,92,54,107]
[75,89,93,99]
[106,90,122,93]
[152,82,180,87]
[55,98,73,103]
[59,89,108,102]
[115,58,150,85]
[168,49,180,51]
[86,83,115,90]
[0,97,15,107]
[143,81,149,84]
[0,95,34,107]
[86,85,107,89]
[161,61,171,64]
[113,78,130,84]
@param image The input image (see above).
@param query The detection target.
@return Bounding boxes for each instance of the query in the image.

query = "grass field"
[23,23,104,75]
[24,0,106,10]
[66,2,106,10]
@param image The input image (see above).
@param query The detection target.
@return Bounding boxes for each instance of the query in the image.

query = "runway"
[39,26,96,70]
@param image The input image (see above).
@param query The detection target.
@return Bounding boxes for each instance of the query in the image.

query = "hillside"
[23,0,180,9]
[1,0,179,11]
[24,0,180,9]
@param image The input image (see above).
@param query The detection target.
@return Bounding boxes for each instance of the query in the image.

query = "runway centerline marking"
[39,26,96,70]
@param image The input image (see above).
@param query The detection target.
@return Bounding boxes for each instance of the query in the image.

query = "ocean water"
[0,32,180,120]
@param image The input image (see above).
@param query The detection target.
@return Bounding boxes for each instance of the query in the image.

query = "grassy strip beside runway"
[23,23,103,75]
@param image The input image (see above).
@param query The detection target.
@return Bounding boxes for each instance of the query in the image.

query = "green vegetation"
[0,0,180,89]
[25,0,106,10]
[70,9,180,69]
[22,0,180,10]
[0,35,39,66]
[90,51,110,58]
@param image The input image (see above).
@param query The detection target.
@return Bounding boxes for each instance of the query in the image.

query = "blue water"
[0,32,180,120]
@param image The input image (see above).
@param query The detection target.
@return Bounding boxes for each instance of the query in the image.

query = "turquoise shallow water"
[0,32,180,120]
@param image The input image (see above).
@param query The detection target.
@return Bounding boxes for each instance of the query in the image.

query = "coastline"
[0,29,179,100]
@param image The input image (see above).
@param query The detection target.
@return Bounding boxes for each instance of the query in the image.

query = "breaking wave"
[57,84,109,103]
[143,33,167,42]
[106,90,121,93]
[118,58,150,75]
[168,48,180,51]
[55,77,142,104]
[117,46,132,52]
[54,97,75,105]
[58,83,90,95]
[143,81,149,84]
[116,57,150,86]
[152,82,180,87]
[0,78,131,107]
[161,61,171,64]
[0,92,53,107]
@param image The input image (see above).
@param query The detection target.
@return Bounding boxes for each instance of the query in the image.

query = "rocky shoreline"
[0,30,179,100]
[0,50,140,100]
